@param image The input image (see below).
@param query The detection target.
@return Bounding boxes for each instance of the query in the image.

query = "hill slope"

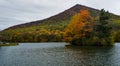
[1,4,120,42]
[4,4,100,31]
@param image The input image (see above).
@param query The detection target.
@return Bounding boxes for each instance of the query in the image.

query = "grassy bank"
[0,43,19,46]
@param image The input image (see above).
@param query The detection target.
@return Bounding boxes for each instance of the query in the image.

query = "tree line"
[0,9,117,46]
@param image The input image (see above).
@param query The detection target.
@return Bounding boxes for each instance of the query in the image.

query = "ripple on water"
[0,43,120,66]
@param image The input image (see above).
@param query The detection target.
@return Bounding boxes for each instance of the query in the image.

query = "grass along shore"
[0,43,19,46]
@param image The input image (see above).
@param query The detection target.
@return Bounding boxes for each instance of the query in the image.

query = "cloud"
[0,0,120,30]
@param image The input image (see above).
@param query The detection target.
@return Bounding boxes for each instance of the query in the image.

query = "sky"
[0,0,120,30]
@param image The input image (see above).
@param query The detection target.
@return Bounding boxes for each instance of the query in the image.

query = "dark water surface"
[0,43,120,66]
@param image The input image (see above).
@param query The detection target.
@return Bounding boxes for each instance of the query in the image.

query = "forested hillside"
[0,4,120,44]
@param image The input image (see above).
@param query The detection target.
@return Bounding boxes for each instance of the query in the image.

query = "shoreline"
[0,43,19,46]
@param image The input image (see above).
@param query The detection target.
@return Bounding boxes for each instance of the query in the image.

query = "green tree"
[95,9,114,45]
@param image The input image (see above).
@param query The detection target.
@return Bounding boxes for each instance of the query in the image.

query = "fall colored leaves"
[64,10,93,44]
[1,9,114,46]
[64,9,114,46]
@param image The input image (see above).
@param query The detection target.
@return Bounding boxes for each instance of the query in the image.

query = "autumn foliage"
[0,9,115,46]
[64,10,93,45]
[0,29,64,42]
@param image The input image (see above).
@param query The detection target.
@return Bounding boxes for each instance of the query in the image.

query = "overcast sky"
[0,0,120,30]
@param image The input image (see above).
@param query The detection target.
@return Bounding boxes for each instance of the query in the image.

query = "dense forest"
[64,9,114,46]
[0,4,120,46]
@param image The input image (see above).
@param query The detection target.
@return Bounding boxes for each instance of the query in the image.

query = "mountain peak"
[75,4,81,6]
[72,4,94,10]
[73,4,87,7]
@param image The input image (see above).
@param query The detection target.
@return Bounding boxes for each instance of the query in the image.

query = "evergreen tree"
[95,9,114,45]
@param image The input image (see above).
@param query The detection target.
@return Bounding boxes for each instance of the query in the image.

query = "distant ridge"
[4,4,100,30]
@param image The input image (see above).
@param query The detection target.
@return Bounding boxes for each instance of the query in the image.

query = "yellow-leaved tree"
[64,9,93,45]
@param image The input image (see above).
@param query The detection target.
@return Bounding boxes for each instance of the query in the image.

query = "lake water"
[0,43,120,66]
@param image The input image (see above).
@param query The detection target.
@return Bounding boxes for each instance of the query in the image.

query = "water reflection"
[65,45,116,66]
[0,43,120,66]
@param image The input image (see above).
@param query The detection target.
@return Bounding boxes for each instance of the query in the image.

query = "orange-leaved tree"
[64,9,93,45]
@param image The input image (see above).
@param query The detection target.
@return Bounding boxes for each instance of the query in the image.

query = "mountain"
[1,4,120,42]
[4,4,100,30]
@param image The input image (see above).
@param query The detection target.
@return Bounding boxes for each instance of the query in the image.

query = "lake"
[0,43,120,66]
